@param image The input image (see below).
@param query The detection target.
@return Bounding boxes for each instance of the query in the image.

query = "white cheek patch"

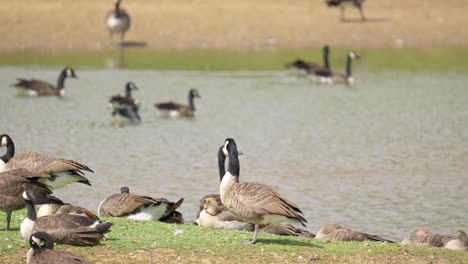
[223,141,229,156]
[66,68,72,77]
[32,237,42,246]
[0,136,7,147]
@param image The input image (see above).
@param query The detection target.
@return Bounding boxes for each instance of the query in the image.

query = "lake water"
[1,67,467,241]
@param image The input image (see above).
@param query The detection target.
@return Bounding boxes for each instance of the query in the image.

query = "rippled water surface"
[1,67,467,240]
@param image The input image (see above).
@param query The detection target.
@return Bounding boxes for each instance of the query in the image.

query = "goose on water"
[12,67,77,97]
[154,89,201,118]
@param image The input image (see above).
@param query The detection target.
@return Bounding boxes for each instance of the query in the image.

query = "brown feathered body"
[402,228,453,247]
[316,224,394,243]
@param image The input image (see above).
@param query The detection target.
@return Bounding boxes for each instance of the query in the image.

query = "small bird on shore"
[12,67,77,97]
[106,0,131,44]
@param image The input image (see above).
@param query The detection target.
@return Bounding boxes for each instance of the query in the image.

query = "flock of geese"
[0,133,467,263]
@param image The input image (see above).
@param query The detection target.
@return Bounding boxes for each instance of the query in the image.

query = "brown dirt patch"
[0,0,467,52]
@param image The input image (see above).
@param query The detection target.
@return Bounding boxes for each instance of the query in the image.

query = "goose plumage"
[98,186,184,223]
[401,228,453,247]
[316,224,394,243]
[286,45,331,77]
[13,67,77,97]
[0,168,51,230]
[218,138,307,244]
[106,0,131,43]
[444,230,468,251]
[154,89,201,118]
[109,82,141,123]
[0,134,93,190]
[327,50,359,86]
[27,232,93,264]
[21,190,112,246]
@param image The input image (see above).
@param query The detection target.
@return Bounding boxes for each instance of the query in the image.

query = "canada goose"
[328,50,359,86]
[106,0,131,44]
[27,232,93,264]
[0,134,93,190]
[197,196,254,231]
[154,89,201,118]
[444,230,468,251]
[0,168,51,231]
[109,82,141,123]
[401,228,452,247]
[285,45,331,77]
[21,190,112,246]
[326,0,366,21]
[36,196,100,220]
[98,186,184,223]
[12,67,77,97]
[316,224,394,243]
[219,138,307,244]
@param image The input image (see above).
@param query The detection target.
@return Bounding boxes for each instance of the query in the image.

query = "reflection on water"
[1,67,467,240]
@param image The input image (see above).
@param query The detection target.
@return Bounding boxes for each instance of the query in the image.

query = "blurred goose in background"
[12,67,77,97]
[154,89,201,118]
[98,186,184,223]
[327,50,359,86]
[0,134,93,190]
[316,224,394,243]
[218,138,307,244]
[21,190,112,246]
[27,232,93,264]
[326,0,366,21]
[402,228,468,251]
[109,82,141,123]
[106,0,131,44]
[0,168,51,231]
[286,45,331,77]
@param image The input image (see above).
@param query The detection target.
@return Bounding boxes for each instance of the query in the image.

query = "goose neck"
[218,147,226,182]
[346,54,353,77]
[324,48,330,70]
[56,70,67,90]
[188,93,195,111]
[25,200,37,221]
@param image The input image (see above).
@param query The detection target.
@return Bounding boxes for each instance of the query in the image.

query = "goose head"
[125,82,138,91]
[29,231,54,252]
[64,67,77,79]
[120,186,130,193]
[0,134,11,148]
[189,89,201,99]
[222,138,238,157]
[203,197,220,216]
[323,45,330,54]
[348,50,360,60]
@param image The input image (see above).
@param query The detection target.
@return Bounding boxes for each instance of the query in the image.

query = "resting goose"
[13,67,77,97]
[285,45,331,77]
[154,89,201,118]
[219,138,307,244]
[401,228,453,247]
[0,168,51,230]
[444,230,468,251]
[0,134,93,190]
[27,232,93,264]
[106,0,131,44]
[21,190,112,246]
[327,50,359,86]
[109,82,141,123]
[316,224,394,243]
[197,196,253,231]
[98,186,184,223]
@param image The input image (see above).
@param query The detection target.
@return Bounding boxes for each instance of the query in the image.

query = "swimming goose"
[444,230,468,251]
[154,89,201,118]
[401,228,452,247]
[13,67,77,97]
[109,82,141,123]
[285,45,331,77]
[21,190,112,246]
[0,168,51,231]
[106,0,131,44]
[219,138,307,244]
[27,232,93,264]
[316,224,394,243]
[327,50,359,86]
[326,0,366,21]
[0,134,93,190]
[98,186,184,223]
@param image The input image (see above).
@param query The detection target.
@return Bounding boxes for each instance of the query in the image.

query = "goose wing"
[14,78,56,93]
[154,101,184,111]
[98,193,161,217]
[230,182,307,226]
[0,169,51,207]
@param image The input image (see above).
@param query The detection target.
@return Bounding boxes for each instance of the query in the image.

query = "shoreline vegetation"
[0,211,466,264]
[1,48,468,72]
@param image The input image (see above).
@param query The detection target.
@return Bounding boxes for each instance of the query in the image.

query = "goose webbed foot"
[241,238,257,245]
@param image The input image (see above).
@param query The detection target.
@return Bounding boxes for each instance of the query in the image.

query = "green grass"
[1,47,468,72]
[1,210,467,263]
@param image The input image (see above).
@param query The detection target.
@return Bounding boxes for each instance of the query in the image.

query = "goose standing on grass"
[21,190,112,246]
[218,138,307,245]
[0,168,51,231]
[326,0,366,21]
[154,89,201,118]
[0,134,93,190]
[285,45,331,77]
[109,82,141,123]
[27,232,93,264]
[12,67,77,97]
[327,50,359,86]
[106,0,131,44]
[316,224,394,243]
[98,186,184,223]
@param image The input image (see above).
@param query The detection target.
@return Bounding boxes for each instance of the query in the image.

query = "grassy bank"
[0,210,466,263]
[1,48,468,73]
